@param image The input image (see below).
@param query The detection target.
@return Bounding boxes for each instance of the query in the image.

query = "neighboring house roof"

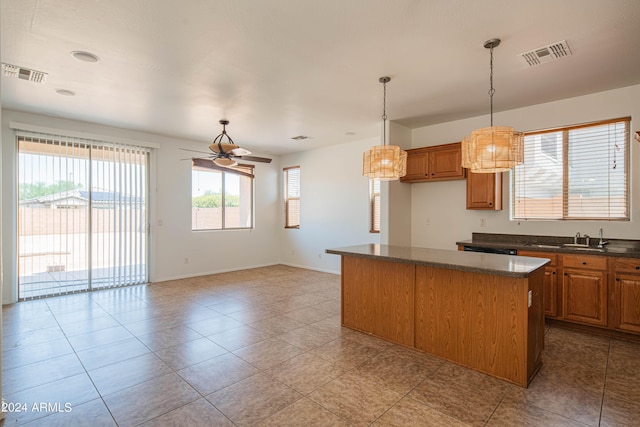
[20,189,143,205]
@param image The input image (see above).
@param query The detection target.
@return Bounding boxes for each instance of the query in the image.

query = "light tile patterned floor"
[2,265,640,426]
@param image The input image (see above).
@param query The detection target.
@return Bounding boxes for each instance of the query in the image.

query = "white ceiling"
[2,0,640,155]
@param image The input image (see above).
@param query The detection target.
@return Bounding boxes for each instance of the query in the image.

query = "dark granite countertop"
[457,233,640,258]
[326,244,549,278]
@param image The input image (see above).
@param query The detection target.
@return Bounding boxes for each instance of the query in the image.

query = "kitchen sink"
[528,244,561,249]
[568,246,605,252]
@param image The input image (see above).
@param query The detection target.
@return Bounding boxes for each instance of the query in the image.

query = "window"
[17,133,149,299]
[370,179,381,233]
[512,117,629,220]
[192,159,254,230]
[284,166,300,228]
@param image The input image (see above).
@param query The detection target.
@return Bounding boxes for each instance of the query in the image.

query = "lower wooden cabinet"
[613,257,640,333]
[562,268,608,326]
[614,274,640,333]
[518,251,558,317]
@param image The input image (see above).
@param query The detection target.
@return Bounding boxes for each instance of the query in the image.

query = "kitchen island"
[326,244,550,387]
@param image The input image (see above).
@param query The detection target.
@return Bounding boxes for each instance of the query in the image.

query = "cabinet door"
[614,274,640,333]
[543,267,558,317]
[562,268,607,326]
[466,172,502,210]
[402,151,429,181]
[429,145,464,180]
[517,251,557,317]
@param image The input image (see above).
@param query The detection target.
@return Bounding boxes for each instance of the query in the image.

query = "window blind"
[512,117,630,220]
[284,166,300,228]
[17,133,149,299]
[370,179,381,233]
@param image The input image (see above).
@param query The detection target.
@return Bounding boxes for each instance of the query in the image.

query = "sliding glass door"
[18,134,149,299]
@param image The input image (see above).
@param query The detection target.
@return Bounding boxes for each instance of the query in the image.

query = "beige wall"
[408,84,640,249]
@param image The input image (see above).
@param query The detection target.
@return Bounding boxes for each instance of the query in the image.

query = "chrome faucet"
[584,234,590,246]
[574,232,581,245]
[597,227,608,248]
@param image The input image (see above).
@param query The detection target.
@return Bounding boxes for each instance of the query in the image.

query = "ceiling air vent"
[518,40,572,67]
[291,135,310,141]
[2,63,48,83]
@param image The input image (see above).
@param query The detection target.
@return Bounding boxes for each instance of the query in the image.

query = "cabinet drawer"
[517,251,558,267]
[615,257,640,273]
[563,254,607,270]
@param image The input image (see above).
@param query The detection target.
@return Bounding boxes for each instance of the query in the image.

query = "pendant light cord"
[488,44,495,127]
[382,79,387,146]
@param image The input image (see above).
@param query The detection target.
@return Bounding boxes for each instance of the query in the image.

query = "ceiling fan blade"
[235,155,272,163]
[182,156,212,161]
[179,147,213,155]
[230,147,252,156]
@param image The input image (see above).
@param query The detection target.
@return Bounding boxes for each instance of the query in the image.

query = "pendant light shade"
[362,77,407,181]
[461,39,524,173]
[363,145,408,180]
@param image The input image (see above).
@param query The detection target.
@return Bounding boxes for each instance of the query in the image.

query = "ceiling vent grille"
[291,135,310,141]
[2,63,48,83]
[518,40,572,67]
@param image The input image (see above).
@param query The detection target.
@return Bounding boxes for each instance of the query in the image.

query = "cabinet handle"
[636,266,639,270]
[582,262,587,265]
[616,278,620,281]
[564,273,568,276]
[552,272,556,275]
[489,202,493,206]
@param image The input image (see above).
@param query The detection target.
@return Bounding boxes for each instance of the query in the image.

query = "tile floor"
[2,265,640,426]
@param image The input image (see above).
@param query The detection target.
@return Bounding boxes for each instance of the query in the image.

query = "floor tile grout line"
[597,337,613,427]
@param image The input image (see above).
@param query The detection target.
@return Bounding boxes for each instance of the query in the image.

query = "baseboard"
[151,262,282,283]
[279,262,340,276]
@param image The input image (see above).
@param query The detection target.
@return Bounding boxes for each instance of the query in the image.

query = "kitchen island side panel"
[415,265,541,386]
[341,256,415,347]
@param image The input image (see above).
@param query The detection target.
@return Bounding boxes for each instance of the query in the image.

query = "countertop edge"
[326,247,549,279]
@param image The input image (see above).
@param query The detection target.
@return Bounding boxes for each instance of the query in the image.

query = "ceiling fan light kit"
[363,76,408,181]
[461,38,524,173]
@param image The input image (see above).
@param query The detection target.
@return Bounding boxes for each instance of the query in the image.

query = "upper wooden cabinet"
[401,142,465,183]
[466,171,502,210]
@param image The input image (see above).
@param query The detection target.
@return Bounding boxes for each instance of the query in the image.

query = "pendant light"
[461,39,524,173]
[363,77,407,180]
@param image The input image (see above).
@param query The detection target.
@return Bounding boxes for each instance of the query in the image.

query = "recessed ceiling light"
[71,51,100,63]
[56,89,76,96]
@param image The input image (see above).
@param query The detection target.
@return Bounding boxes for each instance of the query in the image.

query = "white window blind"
[512,117,630,220]
[370,179,381,233]
[284,166,300,228]
[17,133,149,299]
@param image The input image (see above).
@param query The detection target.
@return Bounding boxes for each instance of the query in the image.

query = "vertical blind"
[284,166,300,228]
[512,117,629,220]
[370,179,381,233]
[17,132,149,299]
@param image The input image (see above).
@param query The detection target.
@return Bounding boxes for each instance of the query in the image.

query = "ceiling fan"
[181,119,272,167]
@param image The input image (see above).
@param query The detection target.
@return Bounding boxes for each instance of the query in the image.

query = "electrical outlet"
[425,217,431,226]
[184,257,189,264]
[480,218,487,228]
[528,290,532,308]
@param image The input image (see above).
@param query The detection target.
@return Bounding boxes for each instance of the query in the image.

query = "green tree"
[19,180,82,200]
[192,193,222,208]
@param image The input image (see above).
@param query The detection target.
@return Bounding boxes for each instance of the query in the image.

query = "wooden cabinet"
[613,257,640,333]
[403,149,429,181]
[401,142,465,183]
[466,172,502,210]
[519,251,558,317]
[562,254,608,326]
